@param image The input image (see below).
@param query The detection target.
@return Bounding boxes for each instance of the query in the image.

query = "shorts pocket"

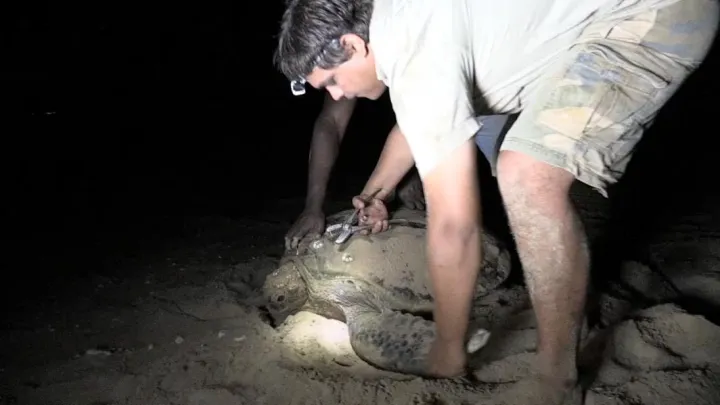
[537,41,670,140]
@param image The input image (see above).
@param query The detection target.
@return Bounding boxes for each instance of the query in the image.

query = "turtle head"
[262,259,309,323]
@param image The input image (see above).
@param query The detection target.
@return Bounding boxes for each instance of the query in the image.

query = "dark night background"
[3,2,719,306]
[5,2,397,294]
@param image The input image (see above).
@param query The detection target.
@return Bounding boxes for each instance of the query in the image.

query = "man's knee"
[496,150,575,214]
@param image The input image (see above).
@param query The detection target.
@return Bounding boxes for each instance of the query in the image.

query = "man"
[274,0,718,403]
[284,93,427,250]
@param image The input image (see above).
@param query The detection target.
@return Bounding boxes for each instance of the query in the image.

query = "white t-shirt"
[369,0,655,177]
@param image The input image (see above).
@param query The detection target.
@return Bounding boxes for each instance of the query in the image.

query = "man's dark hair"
[274,0,374,81]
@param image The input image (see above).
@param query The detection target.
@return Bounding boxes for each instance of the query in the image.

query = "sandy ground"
[2,186,720,405]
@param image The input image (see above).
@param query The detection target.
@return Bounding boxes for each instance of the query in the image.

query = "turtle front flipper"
[345,308,491,377]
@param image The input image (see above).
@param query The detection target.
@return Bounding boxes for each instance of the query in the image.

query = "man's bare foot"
[489,373,581,405]
[427,338,466,378]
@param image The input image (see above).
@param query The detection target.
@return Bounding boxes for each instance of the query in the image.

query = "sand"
[2,189,719,405]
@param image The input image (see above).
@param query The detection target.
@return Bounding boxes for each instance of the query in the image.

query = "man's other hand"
[285,209,325,250]
[352,195,389,234]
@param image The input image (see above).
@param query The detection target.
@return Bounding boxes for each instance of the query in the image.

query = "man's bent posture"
[275,0,718,403]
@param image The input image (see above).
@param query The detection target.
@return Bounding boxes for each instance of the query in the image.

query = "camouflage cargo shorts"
[499,0,719,196]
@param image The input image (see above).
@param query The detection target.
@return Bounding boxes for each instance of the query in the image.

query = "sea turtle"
[262,207,512,377]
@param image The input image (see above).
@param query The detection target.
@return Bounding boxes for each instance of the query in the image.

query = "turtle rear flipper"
[345,309,491,377]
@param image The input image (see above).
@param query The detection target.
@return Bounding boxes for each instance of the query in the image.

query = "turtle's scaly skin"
[262,208,511,376]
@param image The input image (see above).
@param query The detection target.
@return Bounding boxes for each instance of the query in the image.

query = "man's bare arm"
[422,139,482,347]
[360,124,415,201]
[305,94,357,211]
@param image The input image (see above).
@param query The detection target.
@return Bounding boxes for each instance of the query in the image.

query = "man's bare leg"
[495,150,588,403]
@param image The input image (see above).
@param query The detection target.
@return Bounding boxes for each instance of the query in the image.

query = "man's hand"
[352,194,389,234]
[285,209,325,250]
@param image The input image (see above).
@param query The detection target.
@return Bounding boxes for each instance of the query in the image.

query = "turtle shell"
[286,208,511,311]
